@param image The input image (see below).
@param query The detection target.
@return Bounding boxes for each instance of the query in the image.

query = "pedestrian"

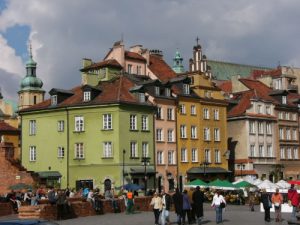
[272,188,283,222]
[260,189,271,222]
[211,190,226,224]
[126,189,134,214]
[150,192,162,225]
[248,193,255,212]
[288,184,299,220]
[47,186,56,205]
[192,186,204,225]
[182,190,192,225]
[188,187,196,224]
[161,189,171,225]
[56,189,67,220]
[172,188,183,225]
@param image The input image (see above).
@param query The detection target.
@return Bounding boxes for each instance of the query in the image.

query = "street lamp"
[200,161,210,181]
[141,157,150,196]
[122,149,126,187]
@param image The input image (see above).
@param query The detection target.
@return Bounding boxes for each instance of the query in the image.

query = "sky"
[1,0,300,101]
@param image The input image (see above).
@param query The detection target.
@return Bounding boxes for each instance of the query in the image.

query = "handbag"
[220,202,226,208]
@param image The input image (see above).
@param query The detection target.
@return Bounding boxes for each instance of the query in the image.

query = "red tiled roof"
[149,55,177,82]
[218,80,232,93]
[239,79,274,102]
[250,68,282,79]
[81,59,122,72]
[228,90,253,117]
[0,121,18,132]
[20,76,153,112]
[125,51,147,62]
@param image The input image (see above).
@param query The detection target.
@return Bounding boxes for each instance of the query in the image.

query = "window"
[286,112,290,120]
[191,105,196,115]
[183,84,190,95]
[275,79,282,90]
[279,112,283,120]
[292,113,297,121]
[293,148,299,159]
[168,151,175,165]
[282,96,287,104]
[214,128,220,141]
[203,108,209,119]
[215,149,221,163]
[167,129,174,142]
[180,104,186,114]
[138,93,146,103]
[204,128,210,141]
[287,147,292,159]
[250,145,255,157]
[280,147,285,159]
[137,65,141,75]
[213,109,219,120]
[266,106,271,115]
[266,123,272,135]
[142,142,149,157]
[292,129,297,140]
[57,120,64,132]
[181,148,187,162]
[75,116,84,132]
[191,126,197,139]
[191,148,198,162]
[156,107,163,119]
[286,128,291,140]
[156,128,163,141]
[279,128,284,139]
[180,125,187,138]
[130,141,138,158]
[157,151,164,165]
[257,105,262,114]
[249,121,255,134]
[141,115,148,131]
[128,64,132,74]
[205,149,211,163]
[29,120,36,135]
[103,114,112,130]
[258,122,264,134]
[83,91,91,102]
[167,108,174,120]
[51,95,57,105]
[266,145,272,157]
[29,146,36,161]
[258,145,264,157]
[165,88,171,97]
[155,86,160,96]
[205,91,211,98]
[130,115,137,130]
[103,142,112,158]
[58,146,64,158]
[75,143,84,159]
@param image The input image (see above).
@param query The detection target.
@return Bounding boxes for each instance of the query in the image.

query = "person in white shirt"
[150,192,163,225]
[211,190,226,224]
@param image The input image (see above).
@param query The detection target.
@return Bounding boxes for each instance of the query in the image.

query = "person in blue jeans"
[211,190,226,224]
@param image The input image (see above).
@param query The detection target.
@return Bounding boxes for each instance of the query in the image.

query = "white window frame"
[287,147,292,159]
[279,128,284,139]
[130,114,137,130]
[128,64,132,74]
[155,86,160,96]
[83,91,91,102]
[168,150,175,165]
[75,143,84,159]
[279,112,283,120]
[57,120,64,132]
[142,142,149,158]
[165,88,171,97]
[292,128,297,140]
[157,107,163,119]
[203,108,210,119]
[258,145,264,157]
[286,128,291,140]
[141,115,149,131]
[103,114,112,130]
[266,145,272,157]
[191,105,196,115]
[191,148,198,162]
[257,105,262,114]
[75,116,84,132]
[29,120,36,135]
[292,113,297,121]
[103,142,113,158]
[293,148,299,159]
[282,96,287,104]
[139,93,146,103]
[57,146,64,158]
[266,106,271,115]
[286,112,290,120]
[250,145,255,157]
[180,125,187,138]
[130,141,138,158]
[215,149,221,163]
[29,146,36,161]
[280,147,285,159]
[167,129,174,142]
[167,108,174,120]
[51,95,57,105]
[214,128,220,141]
[157,151,164,165]
[204,128,210,141]
[183,84,190,95]
[249,121,255,134]
[156,128,163,141]
[258,122,264,134]
[205,149,211,163]
[180,104,186,114]
[213,109,219,120]
[266,123,272,135]
[191,126,197,139]
[181,148,187,162]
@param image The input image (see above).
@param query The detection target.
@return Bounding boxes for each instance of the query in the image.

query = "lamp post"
[200,161,210,181]
[141,157,150,196]
[122,149,126,187]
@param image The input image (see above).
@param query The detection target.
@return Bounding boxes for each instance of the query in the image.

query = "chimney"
[149,49,163,59]
[82,58,92,68]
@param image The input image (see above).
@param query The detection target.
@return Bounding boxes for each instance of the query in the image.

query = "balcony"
[288,84,298,92]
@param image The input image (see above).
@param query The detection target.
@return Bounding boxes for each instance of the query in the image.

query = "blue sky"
[0,0,300,101]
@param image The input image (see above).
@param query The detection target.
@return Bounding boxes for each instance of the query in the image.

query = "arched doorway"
[104,179,112,191]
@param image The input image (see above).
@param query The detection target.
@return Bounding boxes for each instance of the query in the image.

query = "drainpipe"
[66,107,70,187]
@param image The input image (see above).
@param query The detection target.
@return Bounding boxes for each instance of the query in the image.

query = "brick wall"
[0,143,34,194]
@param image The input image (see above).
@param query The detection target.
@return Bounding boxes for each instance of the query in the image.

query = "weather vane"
[196,36,200,46]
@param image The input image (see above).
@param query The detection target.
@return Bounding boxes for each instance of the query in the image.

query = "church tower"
[172,49,185,73]
[18,42,45,110]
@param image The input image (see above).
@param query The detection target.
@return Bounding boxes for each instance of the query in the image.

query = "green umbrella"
[186,179,207,187]
[234,181,257,189]
[208,179,237,190]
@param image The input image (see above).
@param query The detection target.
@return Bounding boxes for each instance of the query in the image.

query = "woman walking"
[150,192,162,225]
[211,190,226,224]
[272,188,283,222]
[261,189,272,222]
[182,190,192,225]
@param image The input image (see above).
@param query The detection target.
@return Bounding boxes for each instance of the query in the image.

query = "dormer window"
[282,96,287,104]
[83,91,91,102]
[51,95,57,105]
[155,86,160,96]
[165,88,171,97]
[183,84,190,95]
[128,64,132,74]
[139,93,145,103]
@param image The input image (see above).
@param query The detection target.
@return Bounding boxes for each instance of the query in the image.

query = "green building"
[19,75,156,191]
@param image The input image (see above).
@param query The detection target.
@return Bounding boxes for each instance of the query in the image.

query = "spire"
[29,40,33,60]
[172,49,185,74]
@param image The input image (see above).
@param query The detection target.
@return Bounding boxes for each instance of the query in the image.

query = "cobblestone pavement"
[0,204,294,225]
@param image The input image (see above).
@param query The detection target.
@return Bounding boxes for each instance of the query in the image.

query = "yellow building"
[175,44,229,188]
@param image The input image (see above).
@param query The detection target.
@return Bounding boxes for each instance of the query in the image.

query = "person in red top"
[288,184,299,220]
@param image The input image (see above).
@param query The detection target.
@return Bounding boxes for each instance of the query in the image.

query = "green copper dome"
[172,49,185,73]
[20,76,43,90]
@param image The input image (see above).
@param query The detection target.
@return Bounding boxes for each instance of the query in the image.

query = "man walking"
[161,189,171,225]
[173,188,183,225]
[288,184,299,220]
[192,186,204,225]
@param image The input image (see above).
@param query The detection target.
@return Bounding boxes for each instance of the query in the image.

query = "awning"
[36,171,62,179]
[187,167,231,174]
[129,166,156,174]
